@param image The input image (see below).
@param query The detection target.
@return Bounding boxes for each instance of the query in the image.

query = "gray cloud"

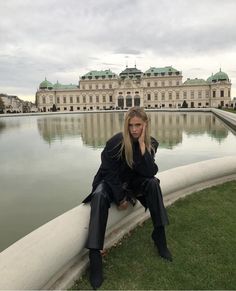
[0,0,236,100]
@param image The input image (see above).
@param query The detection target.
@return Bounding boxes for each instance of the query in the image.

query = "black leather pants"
[85,182,112,250]
[85,178,168,250]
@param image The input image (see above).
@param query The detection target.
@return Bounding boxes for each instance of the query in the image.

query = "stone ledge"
[0,156,235,290]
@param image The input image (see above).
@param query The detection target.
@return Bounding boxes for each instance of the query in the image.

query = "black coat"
[83,132,159,205]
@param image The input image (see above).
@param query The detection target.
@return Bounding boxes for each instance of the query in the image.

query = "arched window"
[126,95,132,107]
[118,96,124,108]
[134,95,140,106]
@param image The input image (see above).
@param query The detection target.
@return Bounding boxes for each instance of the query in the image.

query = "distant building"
[35,66,232,112]
[0,93,37,113]
[0,94,23,113]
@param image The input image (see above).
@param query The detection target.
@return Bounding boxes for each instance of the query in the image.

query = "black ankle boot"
[89,249,103,289]
[152,226,173,262]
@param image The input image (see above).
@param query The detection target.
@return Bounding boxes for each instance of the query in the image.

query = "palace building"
[35,66,231,112]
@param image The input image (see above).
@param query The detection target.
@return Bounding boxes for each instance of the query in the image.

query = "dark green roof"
[212,69,229,82]
[39,79,77,90]
[39,78,53,89]
[184,78,208,85]
[120,67,143,76]
[81,69,117,79]
[56,84,78,90]
[144,66,180,76]
[207,69,229,83]
[207,74,214,82]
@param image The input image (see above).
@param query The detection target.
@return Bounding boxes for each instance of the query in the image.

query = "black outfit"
[83,132,169,250]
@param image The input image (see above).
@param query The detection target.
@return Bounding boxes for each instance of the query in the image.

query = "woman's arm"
[100,133,127,205]
[134,136,159,177]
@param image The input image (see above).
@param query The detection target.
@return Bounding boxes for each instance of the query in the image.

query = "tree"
[52,104,57,112]
[0,97,5,113]
[182,100,188,108]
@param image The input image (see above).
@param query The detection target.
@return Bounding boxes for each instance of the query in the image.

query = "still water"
[0,111,235,252]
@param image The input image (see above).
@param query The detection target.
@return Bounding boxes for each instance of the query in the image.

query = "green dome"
[207,73,214,82]
[211,69,229,82]
[39,78,53,89]
[53,81,62,89]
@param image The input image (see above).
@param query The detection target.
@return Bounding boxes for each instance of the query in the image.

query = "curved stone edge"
[0,156,235,290]
[212,108,236,132]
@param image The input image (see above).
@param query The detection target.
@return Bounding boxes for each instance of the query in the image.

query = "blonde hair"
[121,107,152,168]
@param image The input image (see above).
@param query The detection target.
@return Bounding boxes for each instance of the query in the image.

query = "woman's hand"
[138,123,146,155]
[117,200,129,210]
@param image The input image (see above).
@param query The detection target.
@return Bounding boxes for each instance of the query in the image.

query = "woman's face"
[128,116,145,139]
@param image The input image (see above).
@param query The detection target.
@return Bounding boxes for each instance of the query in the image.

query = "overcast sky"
[1,0,236,102]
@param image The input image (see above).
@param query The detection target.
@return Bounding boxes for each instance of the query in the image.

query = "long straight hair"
[120,107,152,168]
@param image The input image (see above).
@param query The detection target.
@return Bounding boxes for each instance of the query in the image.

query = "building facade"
[35,66,232,112]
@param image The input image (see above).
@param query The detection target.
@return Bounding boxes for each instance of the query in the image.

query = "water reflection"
[37,112,228,149]
[0,111,235,253]
[0,119,21,134]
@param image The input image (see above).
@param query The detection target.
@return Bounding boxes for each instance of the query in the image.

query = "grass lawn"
[221,108,236,114]
[70,180,236,290]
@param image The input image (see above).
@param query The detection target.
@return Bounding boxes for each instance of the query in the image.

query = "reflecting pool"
[0,111,235,252]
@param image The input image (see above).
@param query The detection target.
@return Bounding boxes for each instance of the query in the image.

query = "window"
[198,91,202,98]
[76,96,80,103]
[42,96,46,104]
[70,96,73,103]
[50,95,53,102]
[206,91,210,98]
[83,96,86,103]
[103,96,106,102]
[176,81,179,86]
[161,92,165,100]
[220,90,224,97]
[176,92,179,99]
[183,91,187,99]
[147,93,151,101]
[191,91,194,99]
[154,82,158,87]
[89,96,93,103]
[169,80,172,86]
[109,95,112,102]
[89,84,92,89]
[96,96,99,103]
[63,96,66,103]
[169,92,172,99]
[96,84,98,89]
[102,84,105,89]
[109,84,112,89]
[161,81,165,87]
[213,90,216,98]
[147,82,150,87]
[155,93,158,100]
[57,97,60,103]
[228,90,230,97]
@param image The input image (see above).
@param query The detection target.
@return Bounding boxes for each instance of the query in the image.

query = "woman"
[83,107,172,289]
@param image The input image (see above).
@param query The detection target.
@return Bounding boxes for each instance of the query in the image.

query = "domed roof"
[39,78,53,89]
[184,78,207,85]
[209,69,229,82]
[207,73,214,82]
[53,80,62,89]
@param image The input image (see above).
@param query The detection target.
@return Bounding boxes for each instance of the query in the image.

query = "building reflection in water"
[37,112,229,148]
